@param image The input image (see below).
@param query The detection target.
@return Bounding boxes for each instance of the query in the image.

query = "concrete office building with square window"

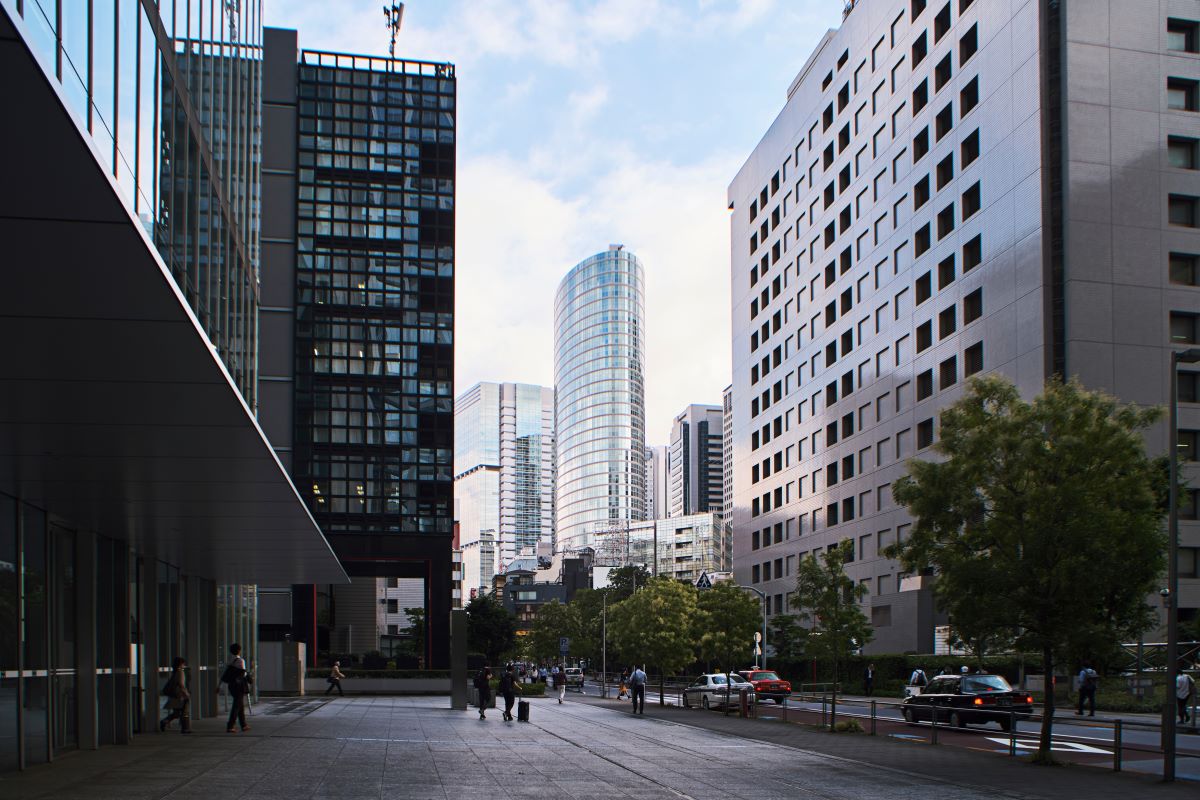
[729,0,1200,653]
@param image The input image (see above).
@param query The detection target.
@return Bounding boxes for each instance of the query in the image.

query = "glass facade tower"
[553,246,648,553]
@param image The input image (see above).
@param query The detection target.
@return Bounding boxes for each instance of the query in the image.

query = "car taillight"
[1025,695,1033,705]
[973,697,983,706]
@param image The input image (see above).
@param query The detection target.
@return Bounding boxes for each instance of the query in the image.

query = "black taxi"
[900,673,1033,731]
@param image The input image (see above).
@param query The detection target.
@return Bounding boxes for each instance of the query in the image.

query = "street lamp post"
[601,592,607,698]
[1163,347,1200,782]
[740,586,768,669]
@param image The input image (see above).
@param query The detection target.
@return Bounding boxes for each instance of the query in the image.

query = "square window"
[823,103,835,130]
[838,83,850,112]
[938,305,957,338]
[913,127,931,161]
[1170,252,1200,286]
[917,368,934,400]
[964,341,983,375]
[913,32,928,66]
[962,181,981,218]
[1180,372,1200,404]
[824,143,835,168]
[1170,194,1199,227]
[959,23,978,65]
[963,287,983,323]
[934,3,951,42]
[938,255,955,288]
[1168,136,1199,170]
[936,154,954,189]
[960,0,974,10]
[1168,18,1199,53]
[917,418,935,449]
[963,234,982,270]
[1181,489,1200,520]
[915,271,933,304]
[914,174,931,208]
[916,320,933,352]
[912,0,927,19]
[939,355,957,389]
[962,128,980,165]
[934,53,953,91]
[1168,78,1199,112]
[1171,312,1199,344]
[828,502,840,526]
[935,103,954,140]
[915,223,932,256]
[913,79,929,113]
[960,77,979,115]
[937,202,956,238]
[1180,429,1200,462]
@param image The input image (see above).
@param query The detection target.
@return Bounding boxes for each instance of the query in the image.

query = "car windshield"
[962,675,1011,693]
[711,675,728,685]
[751,672,781,681]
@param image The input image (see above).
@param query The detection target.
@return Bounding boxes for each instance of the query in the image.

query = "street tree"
[768,613,809,667]
[529,600,580,662]
[696,581,761,707]
[465,594,517,668]
[608,577,699,704]
[889,375,1167,762]
[606,564,652,603]
[570,588,607,667]
[793,540,872,729]
[404,607,426,667]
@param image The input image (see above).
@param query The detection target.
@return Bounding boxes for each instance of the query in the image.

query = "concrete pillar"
[75,530,97,750]
[450,609,467,710]
[184,576,202,720]
[114,541,132,744]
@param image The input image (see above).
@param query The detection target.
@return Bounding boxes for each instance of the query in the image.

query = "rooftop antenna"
[384,2,405,62]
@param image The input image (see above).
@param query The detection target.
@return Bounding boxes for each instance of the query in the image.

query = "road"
[571,679,1200,775]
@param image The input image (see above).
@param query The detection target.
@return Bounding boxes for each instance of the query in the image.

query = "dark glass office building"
[0,0,343,771]
[258,31,456,668]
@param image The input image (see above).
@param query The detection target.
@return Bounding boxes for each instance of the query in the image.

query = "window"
[939,355,957,389]
[938,305,957,338]
[1171,252,1200,286]
[938,255,955,288]
[827,502,840,526]
[1180,372,1200,404]
[752,564,761,583]
[1169,136,1199,170]
[838,83,850,112]
[387,599,399,614]
[914,174,931,208]
[917,418,935,449]
[937,202,956,238]
[913,32,928,66]
[1168,78,1199,112]
[1170,195,1200,227]
[960,77,979,114]
[912,0,927,18]
[959,23,978,65]
[1168,18,1199,53]
[936,153,954,189]
[917,368,934,400]
[913,127,931,161]
[934,2,951,41]
[963,234,982,271]
[913,79,929,113]
[935,103,954,140]
[915,271,932,304]
[1179,429,1200,462]
[934,54,952,91]
[1183,488,1200,519]
[916,320,933,352]
[962,128,980,165]
[963,287,983,323]
[823,103,834,131]
[964,341,983,376]
[962,182,981,218]
[1171,312,1200,344]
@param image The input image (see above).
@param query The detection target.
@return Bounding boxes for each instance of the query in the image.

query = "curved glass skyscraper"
[554,245,648,553]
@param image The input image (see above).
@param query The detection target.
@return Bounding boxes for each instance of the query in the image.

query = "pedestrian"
[960,665,970,675]
[326,660,345,696]
[159,656,192,734]
[1075,664,1098,717]
[909,666,927,688]
[618,668,629,700]
[1176,667,1195,724]
[222,643,252,733]
[499,665,520,721]
[557,663,568,704]
[629,665,647,715]
[863,663,875,697]
[474,665,493,720]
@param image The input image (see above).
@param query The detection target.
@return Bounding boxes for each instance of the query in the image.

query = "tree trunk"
[659,673,665,706]
[830,655,838,731]
[1036,645,1055,763]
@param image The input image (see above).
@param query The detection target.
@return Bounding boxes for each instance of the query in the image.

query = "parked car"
[900,674,1033,731]
[682,673,757,710]
[564,667,584,689]
[737,669,792,704]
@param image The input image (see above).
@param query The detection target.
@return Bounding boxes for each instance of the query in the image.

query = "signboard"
[559,636,570,655]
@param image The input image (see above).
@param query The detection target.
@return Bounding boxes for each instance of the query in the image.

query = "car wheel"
[702,695,710,711]
[903,707,915,726]
[949,711,964,729]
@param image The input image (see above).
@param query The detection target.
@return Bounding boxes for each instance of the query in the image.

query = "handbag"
[161,680,178,698]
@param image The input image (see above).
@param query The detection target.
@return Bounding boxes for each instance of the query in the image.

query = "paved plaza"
[0,696,1196,800]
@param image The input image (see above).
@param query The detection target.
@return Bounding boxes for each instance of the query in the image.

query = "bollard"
[931,705,939,745]
[783,696,788,723]
[1008,711,1016,757]
[821,694,827,728]
[1114,719,1122,772]
[870,701,876,736]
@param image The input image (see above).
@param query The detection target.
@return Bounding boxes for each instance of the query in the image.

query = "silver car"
[683,673,757,710]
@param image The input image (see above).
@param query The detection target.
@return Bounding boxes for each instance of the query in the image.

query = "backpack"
[1083,669,1098,689]
[913,670,927,687]
[221,660,250,695]
[473,671,489,691]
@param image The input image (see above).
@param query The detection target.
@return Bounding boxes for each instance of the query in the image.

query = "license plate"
[999,698,1011,706]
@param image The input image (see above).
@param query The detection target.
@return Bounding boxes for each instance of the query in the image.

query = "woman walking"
[326,661,345,696]
[160,657,191,734]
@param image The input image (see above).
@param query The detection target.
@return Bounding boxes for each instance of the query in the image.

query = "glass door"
[50,525,77,755]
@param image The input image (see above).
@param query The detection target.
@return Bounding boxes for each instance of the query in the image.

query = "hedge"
[306,668,451,680]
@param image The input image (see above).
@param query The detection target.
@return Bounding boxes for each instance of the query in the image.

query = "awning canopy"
[0,11,346,586]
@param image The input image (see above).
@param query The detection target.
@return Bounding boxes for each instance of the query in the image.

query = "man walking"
[160,656,192,734]
[863,663,875,697]
[1177,667,1195,725]
[474,665,493,719]
[557,663,567,704]
[1076,664,1098,717]
[499,665,520,721]
[325,661,345,696]
[222,643,252,733]
[629,665,647,715]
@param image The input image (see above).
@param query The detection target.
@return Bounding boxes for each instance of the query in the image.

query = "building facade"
[668,404,725,518]
[554,245,649,552]
[454,382,556,597]
[624,513,730,584]
[258,32,456,666]
[729,0,1200,653]
[0,0,343,771]
[645,445,669,520]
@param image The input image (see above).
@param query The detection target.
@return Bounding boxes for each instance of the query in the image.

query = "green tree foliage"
[528,600,581,662]
[696,582,760,707]
[768,614,809,665]
[793,540,872,729]
[608,577,699,704]
[465,594,517,667]
[570,588,607,666]
[606,564,652,603]
[889,375,1167,762]
[404,607,426,666]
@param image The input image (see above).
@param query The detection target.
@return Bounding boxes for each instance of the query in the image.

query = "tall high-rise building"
[258,31,456,666]
[454,382,556,596]
[722,385,735,525]
[554,245,648,552]
[0,1,343,770]
[729,0,1200,653]
[645,445,669,520]
[668,404,725,517]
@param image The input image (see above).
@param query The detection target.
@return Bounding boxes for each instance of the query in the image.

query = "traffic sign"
[753,631,762,643]
[559,636,570,655]
[754,644,762,656]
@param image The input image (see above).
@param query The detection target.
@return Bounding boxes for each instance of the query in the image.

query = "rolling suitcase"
[517,700,530,722]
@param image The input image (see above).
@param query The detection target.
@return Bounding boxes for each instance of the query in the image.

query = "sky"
[264,0,842,444]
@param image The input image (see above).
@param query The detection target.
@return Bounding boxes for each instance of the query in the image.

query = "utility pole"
[383,2,405,63]
[601,592,607,698]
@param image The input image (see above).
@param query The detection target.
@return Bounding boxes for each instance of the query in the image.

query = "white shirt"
[1178,673,1195,700]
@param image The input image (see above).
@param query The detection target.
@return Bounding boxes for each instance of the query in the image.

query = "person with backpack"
[159,656,191,734]
[473,665,493,720]
[629,665,647,715]
[222,643,252,733]
[498,665,521,721]
[909,666,928,687]
[1176,667,1195,724]
[1076,664,1098,717]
